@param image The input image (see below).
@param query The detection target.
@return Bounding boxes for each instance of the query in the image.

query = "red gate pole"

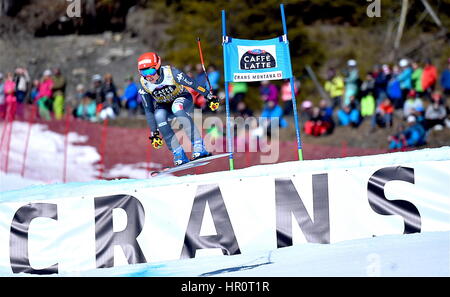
[3,102,16,173]
[99,119,109,180]
[21,104,38,177]
[62,108,71,183]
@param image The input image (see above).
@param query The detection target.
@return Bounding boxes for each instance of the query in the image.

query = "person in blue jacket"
[389,115,426,150]
[440,58,450,97]
[261,100,288,131]
[337,100,361,128]
[396,58,413,108]
[121,76,139,117]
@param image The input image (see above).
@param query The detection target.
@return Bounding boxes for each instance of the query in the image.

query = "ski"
[151,153,231,177]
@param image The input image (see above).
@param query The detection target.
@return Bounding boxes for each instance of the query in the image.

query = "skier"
[137,52,220,166]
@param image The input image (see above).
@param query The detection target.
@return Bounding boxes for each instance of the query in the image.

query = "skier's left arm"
[172,67,219,110]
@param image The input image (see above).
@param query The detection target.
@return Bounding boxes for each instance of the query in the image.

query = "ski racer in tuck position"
[137,52,220,166]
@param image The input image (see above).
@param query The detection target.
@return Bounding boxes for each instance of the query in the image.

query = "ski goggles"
[140,68,158,77]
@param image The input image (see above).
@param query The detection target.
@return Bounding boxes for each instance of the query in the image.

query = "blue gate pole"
[222,10,235,170]
[280,3,304,161]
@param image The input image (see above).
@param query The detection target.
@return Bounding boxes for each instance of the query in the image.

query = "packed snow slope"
[0,147,449,277]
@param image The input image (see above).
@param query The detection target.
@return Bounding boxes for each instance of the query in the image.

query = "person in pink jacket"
[36,70,54,120]
[3,72,17,121]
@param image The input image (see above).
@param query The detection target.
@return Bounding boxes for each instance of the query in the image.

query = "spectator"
[440,58,450,97]
[98,92,120,120]
[411,61,424,96]
[52,67,66,120]
[412,105,425,125]
[389,115,426,150]
[13,67,30,118]
[374,64,391,104]
[30,79,40,102]
[424,92,447,131]
[0,73,5,119]
[76,92,97,122]
[360,72,375,97]
[360,91,376,118]
[36,70,54,120]
[371,97,394,130]
[261,100,288,130]
[421,58,438,101]
[229,82,248,113]
[71,83,86,117]
[337,101,361,128]
[102,73,119,108]
[403,90,423,119]
[91,74,105,105]
[319,99,333,122]
[207,64,221,96]
[121,76,139,117]
[387,66,402,108]
[324,68,344,109]
[397,58,413,108]
[259,80,279,106]
[343,59,359,106]
[299,100,313,127]
[304,106,334,137]
[3,72,16,121]
[236,101,253,119]
[281,78,300,115]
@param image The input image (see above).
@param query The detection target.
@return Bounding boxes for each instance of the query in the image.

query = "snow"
[54,231,450,277]
[0,121,101,189]
[1,121,449,277]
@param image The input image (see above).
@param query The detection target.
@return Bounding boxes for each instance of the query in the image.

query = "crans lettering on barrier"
[7,166,421,275]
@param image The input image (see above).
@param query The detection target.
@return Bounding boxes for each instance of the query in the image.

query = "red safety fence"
[1,104,389,183]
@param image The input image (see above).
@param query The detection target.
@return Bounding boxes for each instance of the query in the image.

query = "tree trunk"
[392,0,409,62]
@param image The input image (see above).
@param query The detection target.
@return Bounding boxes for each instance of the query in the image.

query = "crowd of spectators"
[312,57,450,150]
[1,57,449,150]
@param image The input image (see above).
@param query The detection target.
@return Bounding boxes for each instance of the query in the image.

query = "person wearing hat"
[343,59,360,106]
[396,58,413,109]
[36,70,54,120]
[388,114,426,150]
[90,74,105,105]
[424,92,447,131]
[13,67,30,119]
[403,89,424,120]
[440,58,450,97]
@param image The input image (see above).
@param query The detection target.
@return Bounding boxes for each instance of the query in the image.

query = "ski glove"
[149,131,164,149]
[206,93,220,111]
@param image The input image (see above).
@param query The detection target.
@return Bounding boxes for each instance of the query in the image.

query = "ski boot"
[173,147,190,166]
[191,139,211,161]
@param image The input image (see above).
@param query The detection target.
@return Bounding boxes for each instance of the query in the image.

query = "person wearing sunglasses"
[137,52,219,166]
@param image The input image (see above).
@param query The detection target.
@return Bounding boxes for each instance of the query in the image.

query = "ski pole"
[197,37,212,93]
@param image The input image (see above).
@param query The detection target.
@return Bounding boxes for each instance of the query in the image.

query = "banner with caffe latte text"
[223,36,293,82]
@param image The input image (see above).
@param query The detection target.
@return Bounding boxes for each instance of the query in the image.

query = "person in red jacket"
[421,59,438,101]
